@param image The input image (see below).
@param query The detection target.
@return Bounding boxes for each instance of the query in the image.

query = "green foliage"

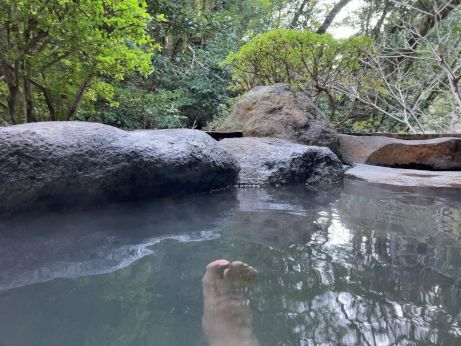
[224,29,371,120]
[1,0,458,133]
[77,85,186,129]
[225,29,370,90]
[0,0,157,123]
[147,45,234,128]
[128,0,274,128]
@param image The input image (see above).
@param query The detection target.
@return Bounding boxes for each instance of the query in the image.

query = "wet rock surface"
[0,122,239,213]
[339,134,461,170]
[345,164,461,188]
[219,137,344,187]
[218,84,339,152]
[367,139,461,170]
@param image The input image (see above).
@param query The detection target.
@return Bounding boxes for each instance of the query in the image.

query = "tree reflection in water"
[231,182,461,345]
[0,181,459,345]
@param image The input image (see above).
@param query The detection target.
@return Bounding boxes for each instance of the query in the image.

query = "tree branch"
[316,0,352,34]
[290,0,310,29]
[67,73,94,120]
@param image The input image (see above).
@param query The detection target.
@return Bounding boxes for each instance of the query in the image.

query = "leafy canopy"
[0,0,158,122]
[223,29,371,120]
[224,29,370,92]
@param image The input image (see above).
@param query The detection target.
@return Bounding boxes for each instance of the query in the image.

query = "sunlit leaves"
[0,0,157,121]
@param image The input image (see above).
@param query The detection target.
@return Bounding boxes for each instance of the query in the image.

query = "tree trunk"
[29,78,56,120]
[5,68,19,124]
[372,1,393,38]
[316,0,352,34]
[325,90,337,121]
[0,54,19,124]
[23,63,36,123]
[317,85,337,120]
[7,87,18,124]
[290,0,310,29]
[67,74,93,120]
[44,90,56,121]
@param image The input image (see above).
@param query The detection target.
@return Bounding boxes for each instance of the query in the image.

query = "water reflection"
[0,181,459,345]
[240,182,461,345]
[0,191,237,291]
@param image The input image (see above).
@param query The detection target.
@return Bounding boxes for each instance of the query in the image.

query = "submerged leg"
[202,259,259,346]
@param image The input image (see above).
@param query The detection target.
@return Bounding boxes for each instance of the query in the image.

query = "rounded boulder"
[0,122,239,213]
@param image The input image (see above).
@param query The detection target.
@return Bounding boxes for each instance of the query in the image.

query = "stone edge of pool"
[345,163,461,189]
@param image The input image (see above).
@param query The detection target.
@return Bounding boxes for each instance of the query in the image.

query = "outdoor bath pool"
[0,180,460,345]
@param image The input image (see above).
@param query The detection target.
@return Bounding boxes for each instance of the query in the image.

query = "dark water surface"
[0,180,460,346]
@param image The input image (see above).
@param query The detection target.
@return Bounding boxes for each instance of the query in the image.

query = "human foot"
[223,260,257,287]
[202,259,259,346]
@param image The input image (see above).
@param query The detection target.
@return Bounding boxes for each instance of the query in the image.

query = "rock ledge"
[345,164,461,188]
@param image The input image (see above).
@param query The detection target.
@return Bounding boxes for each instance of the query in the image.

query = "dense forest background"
[1,0,460,133]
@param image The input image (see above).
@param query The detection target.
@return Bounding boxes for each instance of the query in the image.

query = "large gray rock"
[339,134,461,170]
[218,84,339,152]
[219,137,344,187]
[0,122,239,213]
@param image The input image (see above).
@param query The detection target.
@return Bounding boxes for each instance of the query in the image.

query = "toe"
[207,259,230,269]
